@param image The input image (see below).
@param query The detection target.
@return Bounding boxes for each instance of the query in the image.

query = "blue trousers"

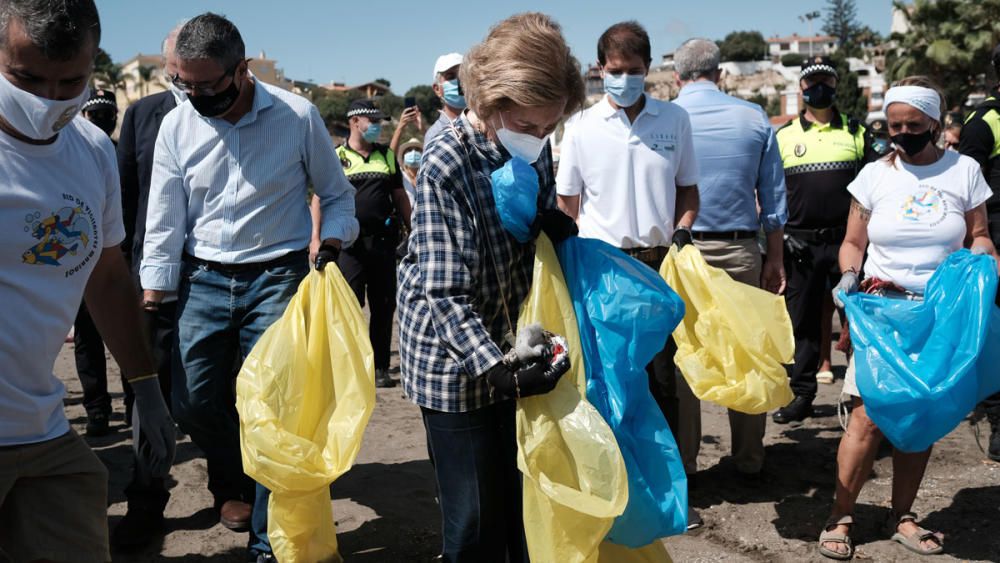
[172,252,308,554]
[421,400,528,563]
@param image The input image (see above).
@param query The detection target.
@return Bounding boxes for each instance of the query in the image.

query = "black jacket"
[118,91,178,277]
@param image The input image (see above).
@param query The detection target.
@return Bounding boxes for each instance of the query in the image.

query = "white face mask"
[0,70,88,140]
[168,83,188,105]
[495,113,549,164]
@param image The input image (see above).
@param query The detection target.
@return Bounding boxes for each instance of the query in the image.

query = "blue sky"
[97,0,895,93]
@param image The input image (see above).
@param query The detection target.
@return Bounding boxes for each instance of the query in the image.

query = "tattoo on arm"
[850,197,871,222]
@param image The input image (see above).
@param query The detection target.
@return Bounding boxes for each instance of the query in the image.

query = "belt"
[785,226,846,244]
[182,248,308,274]
[623,246,669,265]
[692,230,756,241]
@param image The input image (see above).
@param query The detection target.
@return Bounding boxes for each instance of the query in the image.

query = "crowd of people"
[2,0,1000,561]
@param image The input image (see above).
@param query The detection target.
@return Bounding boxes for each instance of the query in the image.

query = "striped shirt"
[140,79,359,291]
[397,115,556,412]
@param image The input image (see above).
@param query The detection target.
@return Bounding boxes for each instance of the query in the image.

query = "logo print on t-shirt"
[22,196,98,275]
[899,187,947,225]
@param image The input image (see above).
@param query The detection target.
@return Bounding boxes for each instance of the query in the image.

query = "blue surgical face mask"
[404,150,422,167]
[489,157,539,243]
[362,122,382,142]
[604,72,645,108]
[442,79,467,110]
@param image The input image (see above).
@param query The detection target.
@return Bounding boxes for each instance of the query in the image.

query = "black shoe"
[375,368,396,388]
[772,396,813,424]
[988,413,1000,462]
[686,506,704,530]
[111,504,165,550]
[85,410,110,437]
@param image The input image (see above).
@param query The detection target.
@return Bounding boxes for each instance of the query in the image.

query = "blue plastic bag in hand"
[841,249,1000,453]
[557,237,689,546]
[490,156,539,243]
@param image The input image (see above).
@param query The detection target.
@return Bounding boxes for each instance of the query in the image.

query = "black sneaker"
[988,412,1000,462]
[772,396,813,424]
[111,504,165,550]
[375,368,397,388]
[85,410,110,437]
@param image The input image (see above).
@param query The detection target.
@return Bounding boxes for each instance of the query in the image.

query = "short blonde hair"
[460,13,585,122]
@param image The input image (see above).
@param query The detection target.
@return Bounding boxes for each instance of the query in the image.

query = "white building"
[767,33,838,59]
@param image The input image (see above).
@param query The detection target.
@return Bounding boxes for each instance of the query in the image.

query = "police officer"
[958,44,1000,461]
[74,88,119,437]
[773,56,875,424]
[338,99,411,388]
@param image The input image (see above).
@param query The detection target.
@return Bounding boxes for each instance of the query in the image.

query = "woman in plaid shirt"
[396,12,584,562]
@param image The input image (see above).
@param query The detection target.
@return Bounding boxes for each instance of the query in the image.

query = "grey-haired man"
[140,12,358,560]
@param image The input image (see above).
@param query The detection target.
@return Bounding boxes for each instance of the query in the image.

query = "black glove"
[533,208,578,244]
[485,354,570,399]
[671,227,693,249]
[314,243,341,271]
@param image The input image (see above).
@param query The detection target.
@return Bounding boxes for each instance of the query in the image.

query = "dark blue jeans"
[421,400,528,563]
[172,252,308,554]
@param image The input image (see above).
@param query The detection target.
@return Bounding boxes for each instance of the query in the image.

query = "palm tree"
[137,64,156,98]
[93,63,131,103]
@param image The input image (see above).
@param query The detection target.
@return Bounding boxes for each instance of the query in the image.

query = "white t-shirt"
[0,117,125,445]
[556,95,699,248]
[848,151,992,293]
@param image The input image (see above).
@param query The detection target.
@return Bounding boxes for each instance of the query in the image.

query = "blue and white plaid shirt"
[397,115,556,413]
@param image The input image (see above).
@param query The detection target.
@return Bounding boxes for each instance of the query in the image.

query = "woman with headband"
[818,77,999,560]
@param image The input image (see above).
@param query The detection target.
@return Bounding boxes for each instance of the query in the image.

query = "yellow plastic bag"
[659,245,794,414]
[517,234,629,563]
[237,267,375,563]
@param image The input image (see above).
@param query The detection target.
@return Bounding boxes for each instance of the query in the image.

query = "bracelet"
[513,372,522,399]
[126,373,158,384]
[842,266,859,275]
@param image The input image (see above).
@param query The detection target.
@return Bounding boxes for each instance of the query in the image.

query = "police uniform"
[774,58,875,418]
[959,77,1000,452]
[338,101,404,380]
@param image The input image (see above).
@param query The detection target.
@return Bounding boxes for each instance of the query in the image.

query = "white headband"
[883,85,941,122]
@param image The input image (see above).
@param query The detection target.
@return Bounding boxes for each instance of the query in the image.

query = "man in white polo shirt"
[557,20,700,454]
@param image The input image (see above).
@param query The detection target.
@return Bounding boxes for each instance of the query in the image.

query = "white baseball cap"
[433,53,463,81]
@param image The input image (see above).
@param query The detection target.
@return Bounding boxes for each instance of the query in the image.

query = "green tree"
[313,89,364,133]
[137,64,156,98]
[831,51,868,121]
[374,77,391,88]
[92,47,128,94]
[823,0,860,48]
[781,53,805,67]
[718,31,767,62]
[890,0,1000,110]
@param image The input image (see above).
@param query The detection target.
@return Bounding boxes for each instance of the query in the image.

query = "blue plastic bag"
[841,250,1000,453]
[557,237,689,547]
[490,157,538,243]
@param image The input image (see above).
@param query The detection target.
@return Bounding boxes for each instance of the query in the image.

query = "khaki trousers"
[676,237,767,475]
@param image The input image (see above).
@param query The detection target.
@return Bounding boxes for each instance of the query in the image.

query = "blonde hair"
[885,75,947,166]
[460,13,585,122]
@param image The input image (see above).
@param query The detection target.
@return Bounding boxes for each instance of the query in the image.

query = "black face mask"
[84,109,117,136]
[802,82,836,110]
[189,79,240,118]
[891,129,935,156]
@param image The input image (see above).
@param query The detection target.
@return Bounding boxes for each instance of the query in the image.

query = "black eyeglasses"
[170,63,239,96]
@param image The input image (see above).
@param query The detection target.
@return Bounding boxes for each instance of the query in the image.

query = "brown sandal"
[887,511,944,556]
[818,514,854,560]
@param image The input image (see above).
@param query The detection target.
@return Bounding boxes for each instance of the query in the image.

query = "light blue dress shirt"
[141,80,359,291]
[673,81,787,233]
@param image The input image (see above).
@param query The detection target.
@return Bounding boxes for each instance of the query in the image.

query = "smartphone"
[404,96,416,109]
